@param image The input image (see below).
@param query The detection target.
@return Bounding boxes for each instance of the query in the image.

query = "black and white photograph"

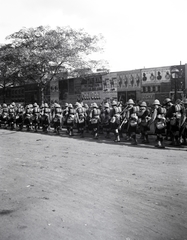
[0,0,187,239]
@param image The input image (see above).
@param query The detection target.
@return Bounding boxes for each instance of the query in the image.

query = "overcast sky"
[1,0,187,71]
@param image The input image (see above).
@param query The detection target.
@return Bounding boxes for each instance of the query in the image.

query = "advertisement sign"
[142,85,160,93]
[141,93,155,105]
[80,90,103,105]
[81,91,102,101]
[101,73,118,103]
[141,66,171,85]
[117,70,141,91]
[102,73,118,92]
[160,68,171,81]
[81,75,103,92]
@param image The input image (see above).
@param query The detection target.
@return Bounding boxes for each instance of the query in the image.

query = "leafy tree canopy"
[0,43,22,88]
[6,25,108,86]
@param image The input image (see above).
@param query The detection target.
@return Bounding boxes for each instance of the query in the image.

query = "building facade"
[1,63,186,106]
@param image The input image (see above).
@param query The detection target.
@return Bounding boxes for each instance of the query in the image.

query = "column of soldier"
[0,97,187,148]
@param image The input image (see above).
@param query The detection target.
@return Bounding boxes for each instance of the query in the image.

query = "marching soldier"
[89,102,101,139]
[163,98,173,141]
[52,103,63,134]
[138,101,151,144]
[125,99,139,145]
[62,103,69,129]
[32,102,40,132]
[180,99,187,145]
[8,104,16,130]
[15,104,25,130]
[101,102,111,139]
[149,99,166,148]
[66,103,76,136]
[165,99,183,146]
[0,103,9,128]
[0,104,2,127]
[42,103,51,133]
[76,102,87,138]
[24,104,33,131]
[110,100,122,142]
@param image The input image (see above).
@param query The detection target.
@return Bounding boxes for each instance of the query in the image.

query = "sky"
[1,0,187,72]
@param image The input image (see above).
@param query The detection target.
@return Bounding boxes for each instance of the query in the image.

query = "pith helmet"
[68,103,73,108]
[33,102,38,107]
[153,99,160,105]
[164,98,172,105]
[104,102,109,108]
[111,100,117,106]
[75,102,81,108]
[92,102,98,108]
[75,102,79,106]
[140,101,147,107]
[55,104,61,108]
[127,99,135,105]
[84,103,88,109]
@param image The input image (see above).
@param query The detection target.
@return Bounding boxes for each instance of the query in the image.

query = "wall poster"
[141,66,171,85]
[102,73,118,92]
[117,70,141,91]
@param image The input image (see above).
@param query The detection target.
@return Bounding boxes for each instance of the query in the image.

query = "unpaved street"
[0,129,187,240]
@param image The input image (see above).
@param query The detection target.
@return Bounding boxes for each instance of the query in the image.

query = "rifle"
[119,117,128,130]
[120,105,133,115]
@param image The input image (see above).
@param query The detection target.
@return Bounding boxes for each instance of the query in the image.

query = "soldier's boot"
[114,133,120,142]
[131,134,138,145]
[143,134,149,144]
[175,137,181,146]
[80,130,84,138]
[160,137,165,148]
[155,136,161,147]
[94,131,98,139]
[105,131,110,139]
[69,128,73,136]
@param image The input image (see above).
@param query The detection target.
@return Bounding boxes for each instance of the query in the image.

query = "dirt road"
[0,129,187,240]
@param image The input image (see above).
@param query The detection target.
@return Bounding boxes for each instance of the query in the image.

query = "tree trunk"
[41,86,44,104]
[3,77,6,103]
[3,87,6,103]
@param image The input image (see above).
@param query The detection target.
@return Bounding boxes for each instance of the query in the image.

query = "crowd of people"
[0,97,187,149]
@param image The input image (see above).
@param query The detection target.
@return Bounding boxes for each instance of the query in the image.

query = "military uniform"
[150,99,166,148]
